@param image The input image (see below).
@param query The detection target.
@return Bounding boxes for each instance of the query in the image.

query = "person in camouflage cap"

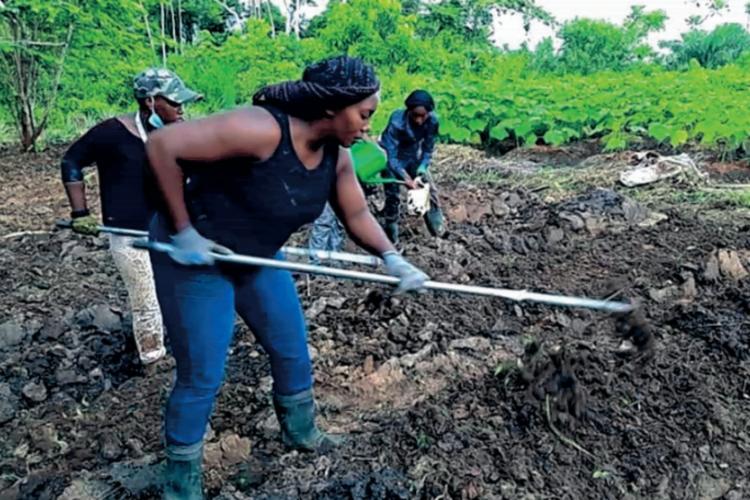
[133,67,202,128]
[59,68,201,367]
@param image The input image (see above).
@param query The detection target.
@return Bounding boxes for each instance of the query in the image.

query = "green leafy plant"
[2,0,750,158]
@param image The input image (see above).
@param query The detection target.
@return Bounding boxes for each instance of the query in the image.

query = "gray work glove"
[169,226,231,266]
[382,250,429,294]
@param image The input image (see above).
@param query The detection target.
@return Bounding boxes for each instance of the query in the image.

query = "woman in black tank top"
[145,56,430,498]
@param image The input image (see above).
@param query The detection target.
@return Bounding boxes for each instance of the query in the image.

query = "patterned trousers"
[109,234,166,364]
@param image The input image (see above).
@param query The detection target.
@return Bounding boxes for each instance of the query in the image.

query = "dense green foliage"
[534,7,667,75]
[660,23,750,69]
[1,0,750,155]
[433,63,750,155]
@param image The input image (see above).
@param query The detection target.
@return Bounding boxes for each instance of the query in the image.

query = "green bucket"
[351,140,397,185]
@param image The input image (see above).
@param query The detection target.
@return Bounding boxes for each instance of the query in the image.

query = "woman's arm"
[380,113,417,189]
[330,149,429,292]
[61,121,108,215]
[418,116,438,171]
[330,149,394,256]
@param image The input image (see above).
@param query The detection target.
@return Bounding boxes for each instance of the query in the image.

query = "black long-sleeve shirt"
[61,118,155,230]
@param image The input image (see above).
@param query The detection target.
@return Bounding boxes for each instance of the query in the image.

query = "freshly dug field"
[1,144,749,499]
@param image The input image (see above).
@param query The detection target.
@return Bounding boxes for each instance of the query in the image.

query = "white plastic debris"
[407,178,431,216]
[620,152,707,187]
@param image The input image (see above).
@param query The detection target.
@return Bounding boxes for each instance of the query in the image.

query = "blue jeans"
[149,216,312,447]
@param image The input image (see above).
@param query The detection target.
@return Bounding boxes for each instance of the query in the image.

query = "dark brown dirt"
[1,145,749,500]
[704,161,750,183]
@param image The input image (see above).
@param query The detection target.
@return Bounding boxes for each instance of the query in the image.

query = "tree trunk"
[25,24,74,150]
[7,23,74,151]
[138,0,156,57]
[266,0,276,37]
[293,0,301,38]
[169,0,177,52]
[213,0,242,29]
[8,17,37,150]
[160,1,167,67]
[178,0,184,53]
[282,0,292,34]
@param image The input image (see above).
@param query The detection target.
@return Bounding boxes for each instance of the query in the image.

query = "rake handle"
[135,239,634,314]
[55,220,381,267]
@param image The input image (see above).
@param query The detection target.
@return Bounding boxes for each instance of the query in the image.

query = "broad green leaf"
[516,122,534,138]
[523,133,538,147]
[490,125,509,141]
[604,133,628,151]
[469,118,486,132]
[450,127,472,142]
[543,129,566,146]
[648,123,670,142]
[669,129,689,147]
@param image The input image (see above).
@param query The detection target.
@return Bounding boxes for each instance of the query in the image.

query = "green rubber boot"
[163,444,203,500]
[424,207,445,237]
[273,389,344,453]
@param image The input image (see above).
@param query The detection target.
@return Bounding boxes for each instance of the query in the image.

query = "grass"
[513,166,607,199]
[450,154,750,211]
[448,169,508,185]
[416,432,432,449]
[2,127,749,212]
[675,188,750,207]
[449,161,622,200]
[629,183,750,209]
[0,119,15,147]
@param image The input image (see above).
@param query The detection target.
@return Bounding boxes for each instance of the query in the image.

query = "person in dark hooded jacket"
[379,90,444,244]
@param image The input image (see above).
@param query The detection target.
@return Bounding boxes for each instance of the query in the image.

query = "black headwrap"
[252,56,380,121]
[405,90,435,112]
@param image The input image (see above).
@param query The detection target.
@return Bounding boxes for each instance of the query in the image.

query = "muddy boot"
[383,222,400,245]
[164,444,203,500]
[424,207,445,237]
[273,389,343,453]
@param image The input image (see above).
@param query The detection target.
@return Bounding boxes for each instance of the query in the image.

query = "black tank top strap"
[258,103,340,176]
[324,141,340,186]
[257,104,292,153]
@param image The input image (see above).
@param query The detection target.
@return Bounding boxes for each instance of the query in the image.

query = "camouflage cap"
[133,67,202,104]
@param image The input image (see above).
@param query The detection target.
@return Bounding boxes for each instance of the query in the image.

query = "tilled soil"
[1,145,750,500]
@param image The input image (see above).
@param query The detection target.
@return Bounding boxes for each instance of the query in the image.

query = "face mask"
[145,98,166,129]
[148,111,165,129]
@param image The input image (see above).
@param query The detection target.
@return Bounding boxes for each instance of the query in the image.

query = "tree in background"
[281,0,318,38]
[685,0,729,27]
[140,0,251,57]
[0,1,75,150]
[1,0,160,150]
[548,6,666,74]
[660,23,750,69]
[0,0,284,149]
[307,0,552,49]
[134,0,284,62]
[416,0,552,46]
[312,0,417,67]
[3,0,750,151]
